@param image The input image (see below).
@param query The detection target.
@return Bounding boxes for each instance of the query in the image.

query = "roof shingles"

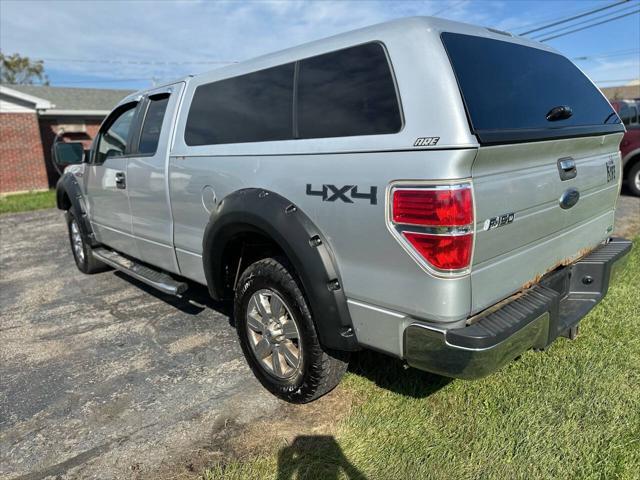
[5,85,134,112]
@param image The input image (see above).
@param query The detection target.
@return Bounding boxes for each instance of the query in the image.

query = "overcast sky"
[1,0,638,91]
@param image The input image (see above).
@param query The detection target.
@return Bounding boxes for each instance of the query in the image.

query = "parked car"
[610,99,640,196]
[54,17,631,403]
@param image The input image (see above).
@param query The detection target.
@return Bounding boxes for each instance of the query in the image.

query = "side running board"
[93,247,188,296]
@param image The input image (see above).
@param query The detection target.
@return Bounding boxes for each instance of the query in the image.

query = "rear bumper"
[404,238,632,379]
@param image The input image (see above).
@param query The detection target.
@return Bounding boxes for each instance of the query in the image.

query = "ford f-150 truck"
[54,17,632,403]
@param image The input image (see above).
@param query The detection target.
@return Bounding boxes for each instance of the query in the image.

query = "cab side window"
[95,103,137,163]
[138,94,170,154]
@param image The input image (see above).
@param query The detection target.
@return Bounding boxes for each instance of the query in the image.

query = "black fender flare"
[202,188,358,351]
[56,172,95,242]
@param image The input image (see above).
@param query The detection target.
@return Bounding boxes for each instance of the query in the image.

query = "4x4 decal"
[306,184,378,205]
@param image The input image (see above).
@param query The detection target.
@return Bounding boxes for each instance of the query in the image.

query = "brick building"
[601,83,640,101]
[0,85,132,193]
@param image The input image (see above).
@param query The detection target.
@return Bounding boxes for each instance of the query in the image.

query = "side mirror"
[52,141,85,174]
[105,148,123,159]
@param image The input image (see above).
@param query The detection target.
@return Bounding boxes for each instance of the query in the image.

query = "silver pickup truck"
[54,16,631,403]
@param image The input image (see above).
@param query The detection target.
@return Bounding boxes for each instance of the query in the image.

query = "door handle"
[557,157,577,181]
[115,171,126,189]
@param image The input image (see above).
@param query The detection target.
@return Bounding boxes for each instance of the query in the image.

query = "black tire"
[627,160,640,197]
[234,257,349,403]
[65,209,108,274]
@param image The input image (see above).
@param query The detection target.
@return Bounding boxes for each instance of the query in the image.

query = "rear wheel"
[65,209,107,274]
[234,257,349,403]
[627,160,640,197]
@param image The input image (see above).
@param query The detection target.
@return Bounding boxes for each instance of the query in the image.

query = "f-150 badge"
[483,212,515,231]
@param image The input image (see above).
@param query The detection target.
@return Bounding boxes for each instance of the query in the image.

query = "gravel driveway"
[0,209,280,480]
[1,193,638,479]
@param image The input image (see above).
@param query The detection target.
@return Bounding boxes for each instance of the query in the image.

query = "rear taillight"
[401,232,473,270]
[392,188,473,226]
[390,184,474,274]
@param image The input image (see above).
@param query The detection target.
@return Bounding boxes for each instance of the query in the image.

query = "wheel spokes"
[271,347,284,377]
[246,312,264,333]
[254,293,270,318]
[281,319,298,339]
[281,341,299,368]
[253,338,272,359]
[269,294,284,320]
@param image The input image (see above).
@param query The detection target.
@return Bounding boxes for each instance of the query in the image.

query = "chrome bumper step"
[93,248,188,296]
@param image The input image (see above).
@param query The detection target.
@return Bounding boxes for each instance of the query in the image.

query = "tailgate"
[470,135,622,313]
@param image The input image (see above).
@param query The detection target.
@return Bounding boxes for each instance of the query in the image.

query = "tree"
[0,52,49,85]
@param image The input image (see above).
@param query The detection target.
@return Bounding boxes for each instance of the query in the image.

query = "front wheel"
[65,210,107,274]
[234,257,349,403]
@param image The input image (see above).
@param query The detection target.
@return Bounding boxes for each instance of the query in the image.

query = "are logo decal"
[306,184,378,205]
[414,137,440,147]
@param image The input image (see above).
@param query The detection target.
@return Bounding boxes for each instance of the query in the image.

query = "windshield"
[441,32,623,145]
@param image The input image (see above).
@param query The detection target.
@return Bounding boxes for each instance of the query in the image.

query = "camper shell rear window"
[441,32,623,145]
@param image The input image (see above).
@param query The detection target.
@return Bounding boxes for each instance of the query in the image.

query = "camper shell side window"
[184,42,402,147]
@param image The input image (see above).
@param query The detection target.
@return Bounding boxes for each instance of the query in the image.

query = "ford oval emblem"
[559,188,580,210]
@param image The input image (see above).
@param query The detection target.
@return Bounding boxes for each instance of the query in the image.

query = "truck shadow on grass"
[348,349,452,398]
[114,272,451,398]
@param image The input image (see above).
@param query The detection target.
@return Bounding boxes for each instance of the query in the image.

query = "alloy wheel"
[245,289,302,379]
[70,220,85,264]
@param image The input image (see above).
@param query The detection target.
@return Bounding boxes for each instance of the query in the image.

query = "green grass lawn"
[0,190,56,215]
[207,238,639,480]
